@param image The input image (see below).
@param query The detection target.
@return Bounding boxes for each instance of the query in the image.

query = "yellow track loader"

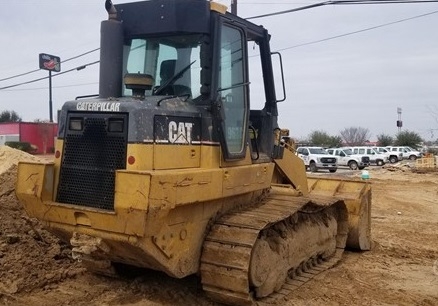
[16,1,371,304]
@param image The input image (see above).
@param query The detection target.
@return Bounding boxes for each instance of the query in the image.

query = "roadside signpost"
[39,53,61,122]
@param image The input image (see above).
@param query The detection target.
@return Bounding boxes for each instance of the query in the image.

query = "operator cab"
[98,0,283,163]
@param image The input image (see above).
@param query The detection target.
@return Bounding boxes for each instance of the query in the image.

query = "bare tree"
[340,127,371,146]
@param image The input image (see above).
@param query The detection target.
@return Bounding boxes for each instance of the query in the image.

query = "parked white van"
[349,147,389,166]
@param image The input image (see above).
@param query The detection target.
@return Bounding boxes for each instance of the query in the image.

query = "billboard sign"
[39,53,61,72]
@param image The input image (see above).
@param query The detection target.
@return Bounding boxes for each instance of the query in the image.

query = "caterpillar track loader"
[16,0,371,304]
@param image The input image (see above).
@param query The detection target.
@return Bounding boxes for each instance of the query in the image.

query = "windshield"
[309,148,328,154]
[122,34,203,99]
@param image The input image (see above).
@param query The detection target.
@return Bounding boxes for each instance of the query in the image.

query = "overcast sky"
[0,0,437,141]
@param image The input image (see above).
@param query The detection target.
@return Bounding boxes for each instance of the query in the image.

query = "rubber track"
[200,190,346,306]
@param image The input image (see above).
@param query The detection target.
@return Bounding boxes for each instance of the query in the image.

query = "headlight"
[108,118,124,132]
[69,118,83,131]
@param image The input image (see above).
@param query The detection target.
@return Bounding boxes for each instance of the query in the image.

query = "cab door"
[213,19,249,161]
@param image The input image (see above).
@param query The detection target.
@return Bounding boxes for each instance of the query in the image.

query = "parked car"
[349,146,389,166]
[326,148,370,170]
[296,147,337,173]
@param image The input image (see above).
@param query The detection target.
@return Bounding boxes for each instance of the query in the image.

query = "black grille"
[362,156,370,163]
[57,114,128,210]
[320,157,336,163]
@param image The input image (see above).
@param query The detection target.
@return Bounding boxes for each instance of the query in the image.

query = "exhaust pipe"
[99,0,123,98]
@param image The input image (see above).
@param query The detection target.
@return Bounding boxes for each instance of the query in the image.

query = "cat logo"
[168,121,193,144]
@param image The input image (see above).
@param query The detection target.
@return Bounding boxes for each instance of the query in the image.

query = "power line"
[276,9,438,51]
[241,2,312,3]
[61,47,100,64]
[240,2,321,3]
[239,0,322,5]
[0,48,100,83]
[245,8,438,58]
[247,0,331,19]
[241,0,437,3]
[246,0,438,19]
[0,68,41,83]
[1,82,98,92]
[332,0,438,4]
[0,61,99,91]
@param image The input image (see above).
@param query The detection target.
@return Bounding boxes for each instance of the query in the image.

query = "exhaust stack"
[99,0,123,98]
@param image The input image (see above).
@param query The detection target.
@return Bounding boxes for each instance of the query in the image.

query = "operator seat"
[155,59,192,97]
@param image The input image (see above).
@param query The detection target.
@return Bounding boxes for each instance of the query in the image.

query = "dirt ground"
[0,146,437,306]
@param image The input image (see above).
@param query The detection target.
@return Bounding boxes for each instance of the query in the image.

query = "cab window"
[122,35,203,99]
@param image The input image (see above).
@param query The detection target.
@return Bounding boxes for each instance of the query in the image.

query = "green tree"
[377,134,393,146]
[0,110,22,122]
[340,126,370,146]
[394,130,423,149]
[328,135,343,148]
[308,130,342,147]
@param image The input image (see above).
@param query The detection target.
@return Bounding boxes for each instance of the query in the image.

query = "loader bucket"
[307,177,371,251]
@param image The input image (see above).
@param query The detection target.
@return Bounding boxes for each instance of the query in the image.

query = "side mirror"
[271,52,286,103]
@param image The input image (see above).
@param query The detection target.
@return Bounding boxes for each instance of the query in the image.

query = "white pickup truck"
[386,146,422,161]
[296,147,337,173]
[326,148,370,170]
[375,147,402,164]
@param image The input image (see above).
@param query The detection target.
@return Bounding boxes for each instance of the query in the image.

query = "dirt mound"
[0,146,44,175]
[0,148,84,299]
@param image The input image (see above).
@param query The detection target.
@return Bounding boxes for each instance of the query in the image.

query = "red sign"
[39,53,61,72]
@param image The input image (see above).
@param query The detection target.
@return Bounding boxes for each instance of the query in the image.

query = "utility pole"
[231,0,237,15]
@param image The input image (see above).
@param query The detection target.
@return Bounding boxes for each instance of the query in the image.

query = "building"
[0,122,58,154]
